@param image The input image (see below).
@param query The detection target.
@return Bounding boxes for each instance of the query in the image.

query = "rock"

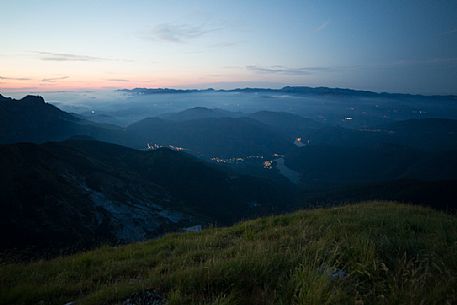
[122,289,165,305]
[318,263,347,280]
[330,269,347,280]
[183,225,202,232]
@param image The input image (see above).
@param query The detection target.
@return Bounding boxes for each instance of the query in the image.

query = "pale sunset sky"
[1,0,457,94]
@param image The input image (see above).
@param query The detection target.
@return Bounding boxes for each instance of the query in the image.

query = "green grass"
[1,201,456,305]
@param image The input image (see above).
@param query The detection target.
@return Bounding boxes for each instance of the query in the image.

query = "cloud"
[143,23,220,43]
[315,20,330,32]
[0,75,31,81]
[246,65,334,75]
[246,58,457,76]
[247,58,457,78]
[41,76,69,82]
[35,52,108,62]
[0,86,39,91]
[106,78,129,82]
[378,57,457,67]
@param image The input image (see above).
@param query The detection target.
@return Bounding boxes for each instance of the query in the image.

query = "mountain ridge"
[0,139,297,256]
[119,86,457,99]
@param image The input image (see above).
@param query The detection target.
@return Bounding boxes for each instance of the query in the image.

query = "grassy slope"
[1,202,456,305]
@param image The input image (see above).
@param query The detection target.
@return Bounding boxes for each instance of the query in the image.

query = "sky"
[1,0,457,94]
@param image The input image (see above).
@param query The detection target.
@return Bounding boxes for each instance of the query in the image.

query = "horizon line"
[2,84,457,98]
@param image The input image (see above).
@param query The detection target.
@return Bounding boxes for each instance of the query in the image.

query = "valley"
[2,2,456,303]
[1,90,456,258]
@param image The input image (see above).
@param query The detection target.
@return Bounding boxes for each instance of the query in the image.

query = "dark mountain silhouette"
[379,118,457,151]
[300,179,457,212]
[3,93,456,158]
[0,139,296,256]
[160,107,237,121]
[0,94,120,144]
[124,117,292,157]
[285,143,457,187]
[0,95,297,157]
[282,119,457,152]
[2,94,457,259]
[120,86,457,99]
[245,111,323,139]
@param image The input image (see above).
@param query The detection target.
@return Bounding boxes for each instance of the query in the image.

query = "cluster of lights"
[147,143,185,151]
[210,155,265,164]
[210,157,245,164]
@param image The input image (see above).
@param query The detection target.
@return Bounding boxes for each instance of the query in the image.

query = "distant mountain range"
[119,86,457,99]
[2,93,457,157]
[1,92,457,257]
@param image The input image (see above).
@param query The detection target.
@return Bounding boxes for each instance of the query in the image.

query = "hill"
[3,93,457,158]
[124,117,292,157]
[0,202,456,305]
[0,140,296,256]
[159,107,237,121]
[379,118,457,151]
[299,180,457,212]
[0,94,119,144]
[285,144,457,187]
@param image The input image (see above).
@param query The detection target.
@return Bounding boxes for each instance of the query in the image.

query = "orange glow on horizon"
[1,79,203,92]
[0,74,256,92]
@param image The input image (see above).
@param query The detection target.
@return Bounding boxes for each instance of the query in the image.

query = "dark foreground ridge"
[0,139,295,257]
[1,202,456,305]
